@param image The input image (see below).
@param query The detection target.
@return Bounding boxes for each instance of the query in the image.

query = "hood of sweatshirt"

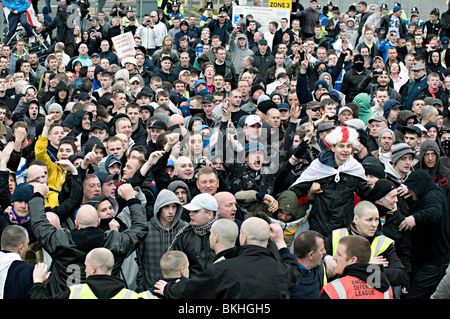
[403,168,437,199]
[419,139,441,175]
[151,189,183,231]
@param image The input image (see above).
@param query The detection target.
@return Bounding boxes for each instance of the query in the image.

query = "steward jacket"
[31,275,156,299]
[321,263,393,299]
[29,194,148,296]
[325,226,408,287]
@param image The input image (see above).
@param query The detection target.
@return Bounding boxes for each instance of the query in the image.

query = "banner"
[111,32,136,59]
[231,5,290,34]
[2,0,41,28]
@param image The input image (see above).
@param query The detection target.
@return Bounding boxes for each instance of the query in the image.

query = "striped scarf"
[168,215,218,251]
[8,207,30,225]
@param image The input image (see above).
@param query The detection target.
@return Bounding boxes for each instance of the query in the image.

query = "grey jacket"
[136,189,187,291]
[229,32,253,76]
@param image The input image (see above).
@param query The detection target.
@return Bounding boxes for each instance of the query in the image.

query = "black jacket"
[164,245,302,299]
[29,194,148,296]
[31,274,130,299]
[341,67,371,102]
[42,4,75,46]
[403,169,450,265]
[0,252,34,299]
[289,150,373,237]
[379,14,407,40]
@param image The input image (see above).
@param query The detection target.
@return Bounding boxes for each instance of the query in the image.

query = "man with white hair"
[290,126,373,237]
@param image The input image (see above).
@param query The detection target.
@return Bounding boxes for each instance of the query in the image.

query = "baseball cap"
[401,125,422,137]
[338,106,353,116]
[258,39,268,45]
[183,193,218,211]
[89,121,109,132]
[441,37,449,48]
[122,57,137,67]
[150,11,158,16]
[202,94,215,104]
[278,103,290,111]
[91,52,100,58]
[90,16,99,21]
[148,120,168,131]
[129,76,141,84]
[245,114,262,126]
[244,141,266,155]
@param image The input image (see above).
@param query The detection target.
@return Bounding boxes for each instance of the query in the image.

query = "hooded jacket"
[41,4,75,46]
[417,139,450,201]
[137,189,187,291]
[45,81,70,112]
[383,99,400,131]
[403,169,450,265]
[229,32,253,76]
[67,109,92,147]
[354,93,373,125]
[394,110,417,143]
[167,180,192,223]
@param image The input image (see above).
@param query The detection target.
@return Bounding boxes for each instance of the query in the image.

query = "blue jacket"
[2,0,30,13]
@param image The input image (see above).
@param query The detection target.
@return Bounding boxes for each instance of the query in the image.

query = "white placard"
[231,5,290,34]
[111,32,136,59]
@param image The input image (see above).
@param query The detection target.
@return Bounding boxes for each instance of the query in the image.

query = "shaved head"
[240,217,270,247]
[76,205,99,229]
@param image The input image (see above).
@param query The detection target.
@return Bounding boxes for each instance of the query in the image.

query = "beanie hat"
[378,128,395,143]
[47,103,63,115]
[371,179,396,201]
[10,183,34,203]
[314,79,328,91]
[324,125,359,149]
[391,143,415,166]
[251,84,265,96]
[364,163,386,180]
[257,100,277,115]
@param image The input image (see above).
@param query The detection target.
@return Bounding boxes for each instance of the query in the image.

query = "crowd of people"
[0,0,449,300]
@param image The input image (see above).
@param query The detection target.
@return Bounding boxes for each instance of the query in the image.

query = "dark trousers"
[405,263,449,299]
[5,11,34,45]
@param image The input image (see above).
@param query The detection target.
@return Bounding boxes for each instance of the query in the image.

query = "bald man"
[32,248,155,299]
[29,183,148,296]
[155,217,302,299]
[214,192,245,223]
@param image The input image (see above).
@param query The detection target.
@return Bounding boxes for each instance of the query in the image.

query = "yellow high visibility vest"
[69,284,156,299]
[331,228,395,258]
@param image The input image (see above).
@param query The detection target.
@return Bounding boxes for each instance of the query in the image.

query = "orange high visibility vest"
[321,275,393,299]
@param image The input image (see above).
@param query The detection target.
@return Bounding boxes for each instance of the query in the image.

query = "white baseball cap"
[183,193,218,211]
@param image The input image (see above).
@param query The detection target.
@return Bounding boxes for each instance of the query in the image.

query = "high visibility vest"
[69,284,156,299]
[331,228,395,258]
[322,275,393,299]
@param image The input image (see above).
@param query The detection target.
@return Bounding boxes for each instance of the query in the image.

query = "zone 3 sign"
[268,0,291,9]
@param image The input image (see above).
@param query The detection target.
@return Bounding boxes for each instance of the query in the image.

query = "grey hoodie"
[137,189,188,290]
[229,32,253,76]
